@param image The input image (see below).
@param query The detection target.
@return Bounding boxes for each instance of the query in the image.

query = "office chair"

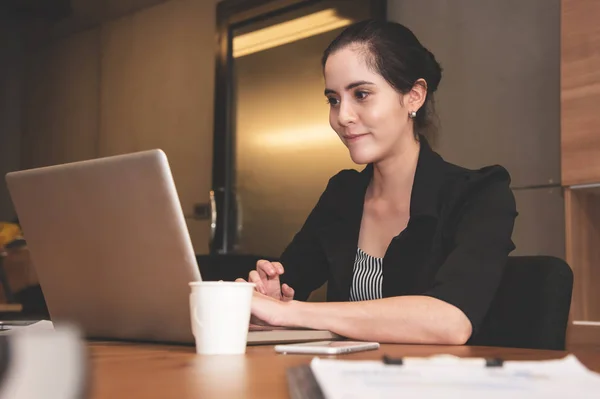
[469,256,573,350]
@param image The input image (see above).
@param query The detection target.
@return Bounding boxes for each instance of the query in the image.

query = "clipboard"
[286,364,324,399]
[287,354,600,399]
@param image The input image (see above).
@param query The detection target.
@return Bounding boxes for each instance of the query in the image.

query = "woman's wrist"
[284,300,318,329]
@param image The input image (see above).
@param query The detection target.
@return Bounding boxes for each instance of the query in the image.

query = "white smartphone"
[274,340,380,355]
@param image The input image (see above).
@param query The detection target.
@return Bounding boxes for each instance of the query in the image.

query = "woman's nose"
[337,101,357,126]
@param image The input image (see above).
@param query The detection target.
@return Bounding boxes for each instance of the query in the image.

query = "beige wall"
[20,0,217,253]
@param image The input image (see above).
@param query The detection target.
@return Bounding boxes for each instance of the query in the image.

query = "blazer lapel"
[382,136,446,296]
[382,215,438,296]
[317,220,359,300]
[316,165,372,301]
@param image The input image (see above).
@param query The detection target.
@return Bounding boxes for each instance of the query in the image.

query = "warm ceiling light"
[233,9,353,58]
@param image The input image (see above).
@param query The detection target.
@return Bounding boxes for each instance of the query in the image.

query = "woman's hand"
[246,260,294,301]
[236,278,299,327]
[245,289,296,328]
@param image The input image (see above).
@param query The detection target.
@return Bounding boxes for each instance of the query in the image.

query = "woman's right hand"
[248,260,294,302]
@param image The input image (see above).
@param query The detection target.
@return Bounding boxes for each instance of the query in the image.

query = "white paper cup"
[188,281,255,355]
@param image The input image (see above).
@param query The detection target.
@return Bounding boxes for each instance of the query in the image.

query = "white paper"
[310,354,600,399]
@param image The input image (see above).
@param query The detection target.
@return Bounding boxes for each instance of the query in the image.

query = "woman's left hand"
[236,278,295,327]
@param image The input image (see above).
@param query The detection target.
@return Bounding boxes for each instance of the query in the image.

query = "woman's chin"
[348,148,378,165]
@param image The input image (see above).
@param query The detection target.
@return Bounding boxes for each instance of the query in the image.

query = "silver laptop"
[5,150,337,345]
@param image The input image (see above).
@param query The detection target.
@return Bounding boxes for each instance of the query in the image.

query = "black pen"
[382,355,504,367]
[382,354,404,365]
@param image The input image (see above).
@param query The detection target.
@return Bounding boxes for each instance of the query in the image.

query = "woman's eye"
[355,90,369,100]
[326,97,340,106]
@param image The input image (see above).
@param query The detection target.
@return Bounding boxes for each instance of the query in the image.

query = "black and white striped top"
[349,248,383,301]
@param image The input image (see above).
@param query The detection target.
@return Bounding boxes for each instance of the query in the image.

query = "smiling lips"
[343,133,369,143]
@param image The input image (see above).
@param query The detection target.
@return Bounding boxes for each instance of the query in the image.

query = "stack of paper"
[307,354,600,399]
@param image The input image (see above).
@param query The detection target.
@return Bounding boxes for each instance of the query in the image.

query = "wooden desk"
[88,342,600,398]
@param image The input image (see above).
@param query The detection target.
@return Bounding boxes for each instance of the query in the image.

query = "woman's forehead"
[324,47,382,88]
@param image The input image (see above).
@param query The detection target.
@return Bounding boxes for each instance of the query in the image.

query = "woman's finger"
[256,259,277,278]
[281,283,294,302]
[248,270,266,294]
[272,262,285,275]
[235,278,246,282]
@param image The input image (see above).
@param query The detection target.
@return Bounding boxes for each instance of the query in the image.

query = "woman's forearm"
[288,296,472,345]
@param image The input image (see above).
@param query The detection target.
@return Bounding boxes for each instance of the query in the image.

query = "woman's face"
[323,46,414,165]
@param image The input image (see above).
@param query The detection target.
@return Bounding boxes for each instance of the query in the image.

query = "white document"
[310,354,600,399]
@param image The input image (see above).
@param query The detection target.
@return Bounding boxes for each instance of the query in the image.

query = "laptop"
[5,150,338,345]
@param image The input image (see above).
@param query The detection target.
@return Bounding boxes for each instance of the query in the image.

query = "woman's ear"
[406,78,428,113]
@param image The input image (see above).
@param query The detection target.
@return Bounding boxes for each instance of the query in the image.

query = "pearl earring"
[409,111,417,119]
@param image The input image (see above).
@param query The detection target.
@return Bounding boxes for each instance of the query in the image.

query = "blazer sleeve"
[279,173,346,301]
[423,167,518,335]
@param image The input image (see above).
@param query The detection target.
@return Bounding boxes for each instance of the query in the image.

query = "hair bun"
[423,48,442,93]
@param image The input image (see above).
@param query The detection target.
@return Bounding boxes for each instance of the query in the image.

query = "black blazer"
[279,136,518,336]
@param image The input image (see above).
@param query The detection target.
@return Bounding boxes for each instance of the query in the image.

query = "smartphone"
[274,340,380,355]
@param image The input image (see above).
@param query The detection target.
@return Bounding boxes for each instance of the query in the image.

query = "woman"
[236,19,517,345]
